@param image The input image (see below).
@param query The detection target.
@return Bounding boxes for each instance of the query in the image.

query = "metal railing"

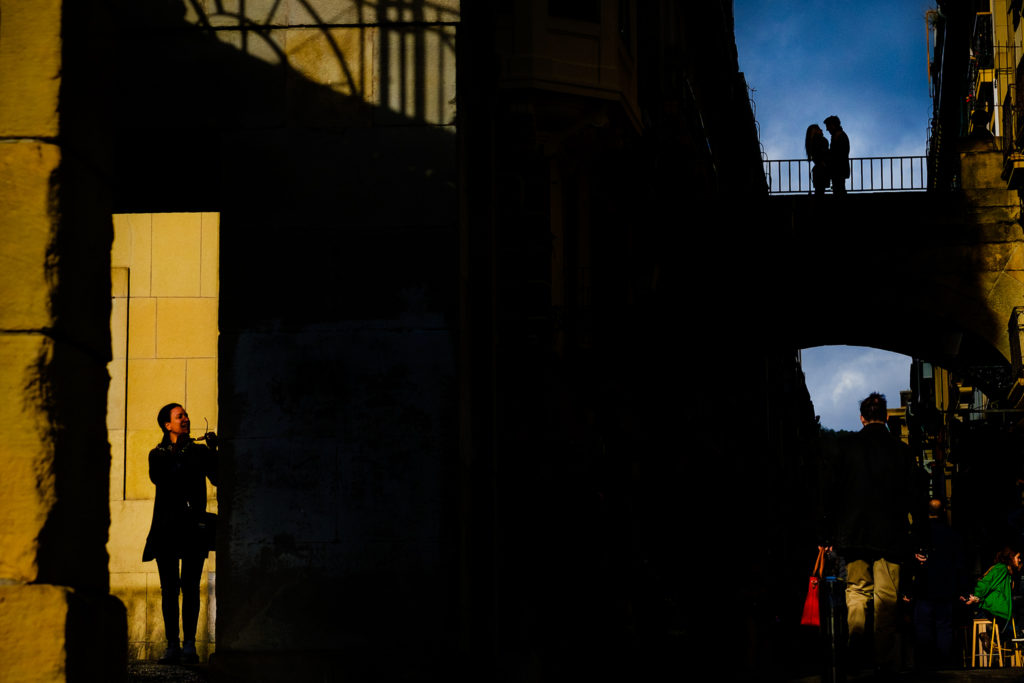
[764,156,928,195]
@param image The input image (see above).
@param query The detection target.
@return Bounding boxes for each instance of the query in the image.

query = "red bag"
[800,547,825,627]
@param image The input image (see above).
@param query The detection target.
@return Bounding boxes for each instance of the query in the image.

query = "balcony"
[497,0,639,129]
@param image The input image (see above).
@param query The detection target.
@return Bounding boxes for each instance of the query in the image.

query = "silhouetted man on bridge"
[825,115,850,195]
[821,392,926,675]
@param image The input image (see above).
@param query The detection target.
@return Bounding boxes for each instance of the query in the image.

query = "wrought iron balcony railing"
[763,156,928,195]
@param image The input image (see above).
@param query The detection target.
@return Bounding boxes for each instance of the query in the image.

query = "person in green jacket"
[966,547,1021,634]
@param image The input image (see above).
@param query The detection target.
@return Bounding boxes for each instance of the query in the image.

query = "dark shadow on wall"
[111,0,458,322]
[101,2,829,681]
[108,0,459,677]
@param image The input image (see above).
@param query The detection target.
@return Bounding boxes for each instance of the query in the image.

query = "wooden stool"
[1002,617,1022,666]
[971,618,1003,668]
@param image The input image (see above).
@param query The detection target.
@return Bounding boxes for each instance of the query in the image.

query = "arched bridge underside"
[764,188,1024,385]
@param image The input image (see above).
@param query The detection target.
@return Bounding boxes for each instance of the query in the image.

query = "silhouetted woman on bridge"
[805,124,830,196]
[142,403,218,665]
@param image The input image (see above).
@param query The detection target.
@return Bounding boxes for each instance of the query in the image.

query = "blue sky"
[734,0,936,159]
[801,346,912,432]
[733,1,929,430]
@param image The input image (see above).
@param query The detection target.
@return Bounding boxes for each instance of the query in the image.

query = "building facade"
[0,2,823,680]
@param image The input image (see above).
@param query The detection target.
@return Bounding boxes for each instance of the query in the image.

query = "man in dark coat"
[822,392,925,674]
[825,115,850,195]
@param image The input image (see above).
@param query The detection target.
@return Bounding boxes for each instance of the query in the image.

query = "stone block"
[156,298,219,359]
[244,27,290,66]
[201,213,220,298]
[112,214,152,297]
[151,213,203,297]
[109,429,126,501]
[383,0,460,23]
[128,297,157,359]
[111,267,130,298]
[0,334,53,583]
[125,358,187,430]
[377,24,456,124]
[107,500,154,573]
[111,215,133,269]
[110,571,149,644]
[287,0,363,25]
[0,0,61,137]
[108,356,127,430]
[201,0,288,26]
[146,572,166,646]
[125,430,161,501]
[197,569,214,642]
[111,290,129,362]
[960,143,1010,190]
[186,358,219,429]
[0,141,60,331]
[285,27,372,98]
[0,584,68,682]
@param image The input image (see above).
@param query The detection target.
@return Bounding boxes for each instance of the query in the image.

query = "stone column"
[0,1,126,679]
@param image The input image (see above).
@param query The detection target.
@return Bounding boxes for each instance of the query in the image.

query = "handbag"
[197,511,218,552]
[800,547,825,627]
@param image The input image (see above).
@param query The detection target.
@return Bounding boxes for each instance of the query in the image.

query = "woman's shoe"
[181,641,199,665]
[158,643,181,664]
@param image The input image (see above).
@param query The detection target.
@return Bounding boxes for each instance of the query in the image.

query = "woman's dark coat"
[142,439,218,561]
[809,135,830,192]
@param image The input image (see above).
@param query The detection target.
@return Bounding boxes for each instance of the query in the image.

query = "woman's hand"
[203,432,219,449]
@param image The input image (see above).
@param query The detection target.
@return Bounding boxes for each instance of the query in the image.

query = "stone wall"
[101,2,461,678]
[106,212,220,662]
[0,0,127,680]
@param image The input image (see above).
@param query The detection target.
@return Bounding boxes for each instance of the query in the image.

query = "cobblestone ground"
[128,661,210,682]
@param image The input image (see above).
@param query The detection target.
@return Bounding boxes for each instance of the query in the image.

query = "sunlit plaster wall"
[106,212,220,661]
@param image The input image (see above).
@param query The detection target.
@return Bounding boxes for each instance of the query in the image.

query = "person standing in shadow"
[824,115,850,195]
[805,124,830,197]
[910,499,964,671]
[821,393,927,676]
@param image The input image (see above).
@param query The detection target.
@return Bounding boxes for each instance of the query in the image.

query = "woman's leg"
[155,556,182,660]
[180,553,206,644]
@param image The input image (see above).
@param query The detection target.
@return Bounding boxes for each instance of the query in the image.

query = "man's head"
[859,392,887,425]
[824,115,841,133]
[928,498,944,519]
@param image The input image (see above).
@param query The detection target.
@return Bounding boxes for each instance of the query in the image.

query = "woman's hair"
[157,402,183,446]
[996,546,1018,568]
[805,125,820,160]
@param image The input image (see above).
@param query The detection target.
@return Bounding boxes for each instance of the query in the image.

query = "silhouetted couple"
[804,115,850,196]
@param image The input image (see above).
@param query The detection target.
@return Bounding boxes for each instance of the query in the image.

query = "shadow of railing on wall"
[183,0,459,126]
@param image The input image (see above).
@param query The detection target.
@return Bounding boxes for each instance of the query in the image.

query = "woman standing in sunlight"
[142,403,219,665]
[805,124,830,196]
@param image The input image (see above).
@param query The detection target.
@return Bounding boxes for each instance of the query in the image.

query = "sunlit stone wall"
[106,213,220,661]
[0,0,126,679]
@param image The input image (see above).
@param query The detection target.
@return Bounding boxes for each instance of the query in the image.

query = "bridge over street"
[760,140,1024,392]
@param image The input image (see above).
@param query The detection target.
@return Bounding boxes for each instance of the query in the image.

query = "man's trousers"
[846,557,900,671]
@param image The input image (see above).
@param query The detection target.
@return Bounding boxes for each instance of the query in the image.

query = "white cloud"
[830,368,867,406]
[802,346,911,432]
